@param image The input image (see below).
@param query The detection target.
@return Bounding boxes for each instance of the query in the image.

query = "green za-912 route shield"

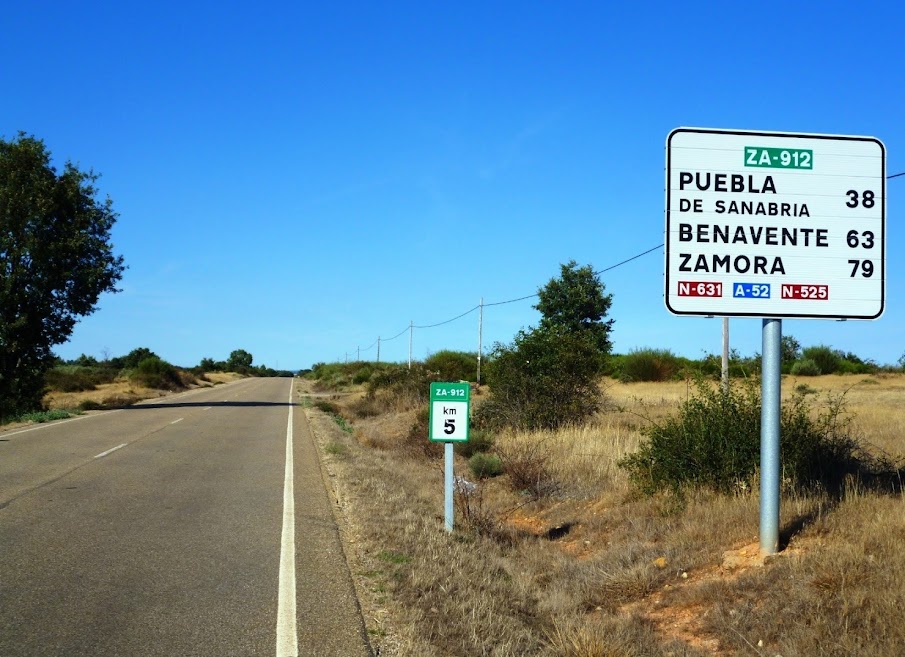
[429,382,470,442]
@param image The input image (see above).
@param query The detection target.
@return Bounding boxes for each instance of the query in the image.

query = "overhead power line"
[342,169,903,360]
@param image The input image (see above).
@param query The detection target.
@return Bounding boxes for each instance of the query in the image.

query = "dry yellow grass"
[43,371,245,410]
[304,374,905,657]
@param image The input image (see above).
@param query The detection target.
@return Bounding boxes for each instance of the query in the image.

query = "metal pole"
[377,337,381,364]
[721,317,730,392]
[477,297,484,385]
[408,321,413,370]
[760,318,782,555]
[444,442,454,532]
[357,346,360,362]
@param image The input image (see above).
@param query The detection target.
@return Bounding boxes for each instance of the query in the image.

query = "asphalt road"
[0,377,371,657]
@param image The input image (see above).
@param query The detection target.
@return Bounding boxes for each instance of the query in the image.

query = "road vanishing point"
[0,377,372,657]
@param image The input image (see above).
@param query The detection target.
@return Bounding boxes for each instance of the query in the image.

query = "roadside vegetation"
[301,261,905,656]
[1,346,294,426]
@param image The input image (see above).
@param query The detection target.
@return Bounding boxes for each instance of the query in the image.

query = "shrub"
[468,452,504,479]
[401,406,443,459]
[455,429,495,458]
[129,357,183,390]
[791,358,821,376]
[352,365,374,385]
[367,363,439,410]
[314,399,341,415]
[19,409,73,423]
[618,348,681,382]
[424,350,478,382]
[620,378,874,495]
[44,365,117,392]
[498,440,560,499]
[801,345,841,375]
[475,326,602,431]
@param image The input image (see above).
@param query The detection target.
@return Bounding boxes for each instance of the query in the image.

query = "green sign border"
[429,382,471,442]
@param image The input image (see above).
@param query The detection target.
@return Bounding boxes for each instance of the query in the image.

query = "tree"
[120,347,158,369]
[228,349,253,371]
[479,326,603,430]
[475,261,614,431]
[781,335,801,365]
[0,134,124,418]
[535,260,614,358]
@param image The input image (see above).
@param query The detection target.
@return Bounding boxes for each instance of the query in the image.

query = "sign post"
[429,382,471,532]
[665,128,886,554]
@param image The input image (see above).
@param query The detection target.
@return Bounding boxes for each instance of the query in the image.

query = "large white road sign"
[665,128,885,319]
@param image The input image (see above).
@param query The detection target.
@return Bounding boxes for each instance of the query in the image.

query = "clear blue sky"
[3,1,903,370]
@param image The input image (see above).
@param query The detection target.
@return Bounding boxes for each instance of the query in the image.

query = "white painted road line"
[170,418,184,425]
[203,407,212,411]
[93,443,128,459]
[276,380,298,656]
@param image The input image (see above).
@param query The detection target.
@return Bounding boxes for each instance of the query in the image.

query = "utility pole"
[408,321,413,369]
[377,337,381,364]
[477,297,484,385]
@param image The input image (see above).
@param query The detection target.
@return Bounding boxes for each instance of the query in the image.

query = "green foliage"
[791,358,822,376]
[455,429,495,458]
[468,452,504,479]
[198,357,223,372]
[324,441,350,457]
[352,364,374,384]
[535,260,614,360]
[44,365,117,392]
[617,348,681,382]
[620,378,871,495]
[781,335,802,365]
[801,345,841,375]
[18,408,74,424]
[129,356,183,390]
[118,347,158,369]
[424,350,478,382]
[476,326,602,431]
[227,349,254,372]
[0,134,124,418]
[367,363,440,408]
[309,361,392,390]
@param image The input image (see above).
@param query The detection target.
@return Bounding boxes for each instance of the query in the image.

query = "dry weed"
[302,374,905,656]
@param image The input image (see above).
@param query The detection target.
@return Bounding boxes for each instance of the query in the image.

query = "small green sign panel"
[429,382,470,442]
[744,146,813,169]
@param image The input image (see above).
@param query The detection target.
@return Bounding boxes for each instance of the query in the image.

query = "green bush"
[18,409,73,423]
[475,326,602,431]
[618,348,681,382]
[455,429,495,458]
[367,363,440,409]
[620,378,871,495]
[129,357,183,390]
[791,358,821,376]
[45,365,118,392]
[801,345,841,375]
[468,452,504,479]
[352,365,374,385]
[424,350,478,382]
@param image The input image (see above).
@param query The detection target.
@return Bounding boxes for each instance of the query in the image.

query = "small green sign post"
[429,382,470,531]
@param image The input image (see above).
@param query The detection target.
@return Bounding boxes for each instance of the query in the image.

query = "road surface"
[0,377,371,657]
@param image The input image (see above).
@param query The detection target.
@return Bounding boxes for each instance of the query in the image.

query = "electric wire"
[342,169,903,358]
